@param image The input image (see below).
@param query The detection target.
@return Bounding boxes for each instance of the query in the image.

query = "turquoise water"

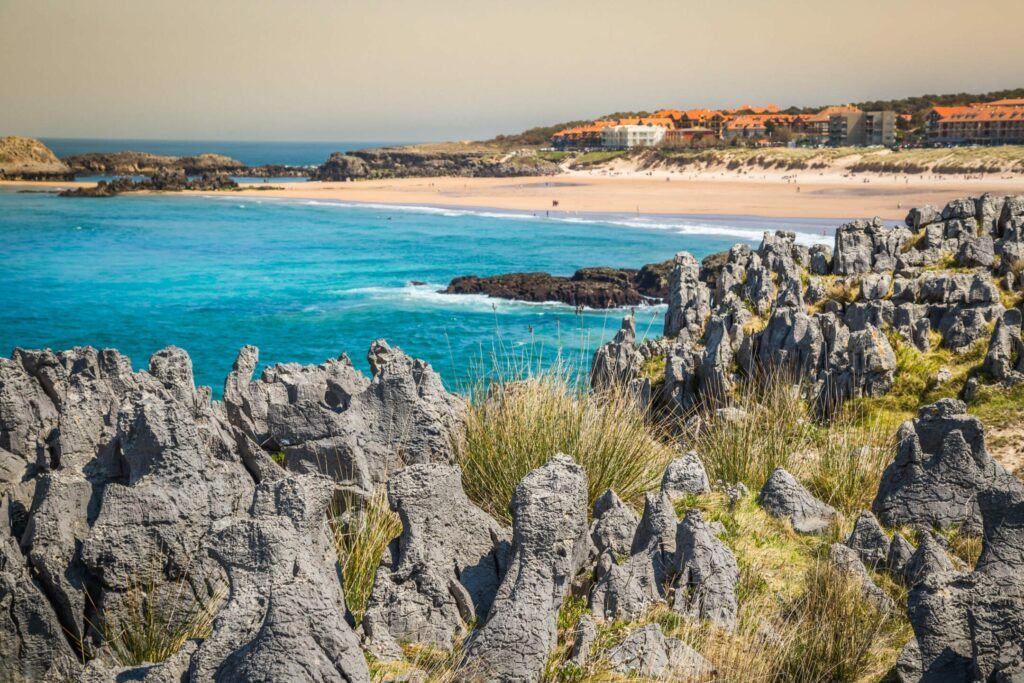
[0,189,835,394]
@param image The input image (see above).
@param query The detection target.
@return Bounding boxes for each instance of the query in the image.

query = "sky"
[2,0,1023,142]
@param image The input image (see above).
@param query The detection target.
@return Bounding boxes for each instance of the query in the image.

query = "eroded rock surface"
[758,467,836,534]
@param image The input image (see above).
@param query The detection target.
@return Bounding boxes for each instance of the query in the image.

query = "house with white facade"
[601,124,666,149]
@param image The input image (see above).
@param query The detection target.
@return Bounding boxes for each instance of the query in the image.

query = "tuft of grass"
[331,487,402,625]
[774,560,909,683]
[104,579,225,667]
[456,369,675,522]
[688,376,814,492]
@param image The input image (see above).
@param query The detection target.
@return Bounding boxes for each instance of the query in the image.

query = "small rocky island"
[445,261,674,308]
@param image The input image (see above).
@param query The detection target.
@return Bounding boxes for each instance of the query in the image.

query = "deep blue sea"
[40,138,408,167]
[0,187,836,395]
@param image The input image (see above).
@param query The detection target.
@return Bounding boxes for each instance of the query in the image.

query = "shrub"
[331,487,402,624]
[456,369,675,522]
[103,578,225,667]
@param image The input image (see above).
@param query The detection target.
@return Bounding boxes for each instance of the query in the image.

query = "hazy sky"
[2,0,1022,141]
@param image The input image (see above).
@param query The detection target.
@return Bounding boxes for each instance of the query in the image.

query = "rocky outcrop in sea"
[58,171,240,197]
[446,260,674,308]
[311,147,559,180]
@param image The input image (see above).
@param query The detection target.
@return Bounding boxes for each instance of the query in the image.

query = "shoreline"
[4,168,1024,222]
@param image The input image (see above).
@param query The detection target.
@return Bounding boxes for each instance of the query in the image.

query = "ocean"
[0,188,837,395]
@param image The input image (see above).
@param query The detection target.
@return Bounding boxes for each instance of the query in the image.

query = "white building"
[601,124,666,149]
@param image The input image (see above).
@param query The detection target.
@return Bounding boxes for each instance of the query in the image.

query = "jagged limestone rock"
[606,624,713,679]
[589,489,638,558]
[886,532,916,582]
[845,510,890,568]
[660,451,711,499]
[189,474,370,683]
[673,509,739,630]
[828,543,895,613]
[460,454,588,683]
[0,537,81,682]
[567,614,598,669]
[591,492,676,621]
[982,308,1024,383]
[758,467,836,534]
[664,252,710,339]
[362,463,510,651]
[223,341,465,497]
[873,399,1024,533]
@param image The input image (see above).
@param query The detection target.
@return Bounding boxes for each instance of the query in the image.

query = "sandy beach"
[6,168,1024,222]
[231,168,1024,221]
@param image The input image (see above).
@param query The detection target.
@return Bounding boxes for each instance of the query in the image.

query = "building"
[927,100,1024,145]
[601,124,666,149]
[828,110,895,146]
[804,105,862,144]
[662,127,717,147]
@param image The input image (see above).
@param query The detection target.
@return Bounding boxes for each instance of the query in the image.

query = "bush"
[456,370,675,522]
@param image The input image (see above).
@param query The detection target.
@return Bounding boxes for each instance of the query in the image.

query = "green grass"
[569,150,627,168]
[103,578,225,667]
[331,487,402,624]
[456,369,675,522]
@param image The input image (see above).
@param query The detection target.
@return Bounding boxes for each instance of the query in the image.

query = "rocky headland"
[0,136,73,181]
[63,151,309,179]
[311,147,560,181]
[1,194,1024,682]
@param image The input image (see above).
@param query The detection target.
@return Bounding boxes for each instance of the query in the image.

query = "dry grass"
[103,578,226,667]
[331,487,402,624]
[456,369,675,522]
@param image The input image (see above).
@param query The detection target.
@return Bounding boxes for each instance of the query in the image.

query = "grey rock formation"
[833,218,910,275]
[664,252,711,339]
[845,510,889,568]
[590,492,676,620]
[660,451,711,499]
[673,509,739,630]
[0,537,81,681]
[189,474,370,683]
[886,532,916,582]
[606,624,713,679]
[902,532,956,587]
[982,308,1024,383]
[589,489,638,558]
[758,467,836,534]
[828,543,895,613]
[809,244,832,275]
[590,316,643,390]
[873,399,1024,533]
[460,454,588,683]
[362,463,510,652]
[566,614,598,669]
[223,341,464,497]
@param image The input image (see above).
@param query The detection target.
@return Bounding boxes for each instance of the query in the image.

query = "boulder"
[758,467,836,534]
[982,309,1024,383]
[589,489,638,558]
[606,624,713,679]
[362,464,510,651]
[590,492,676,620]
[828,543,895,613]
[660,451,711,499]
[459,455,588,683]
[673,509,739,630]
[845,510,889,568]
[188,474,370,682]
[590,316,645,394]
[872,399,1024,533]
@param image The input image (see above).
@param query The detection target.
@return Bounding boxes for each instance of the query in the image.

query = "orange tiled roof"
[806,105,862,123]
[986,98,1024,107]
[943,106,1024,123]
